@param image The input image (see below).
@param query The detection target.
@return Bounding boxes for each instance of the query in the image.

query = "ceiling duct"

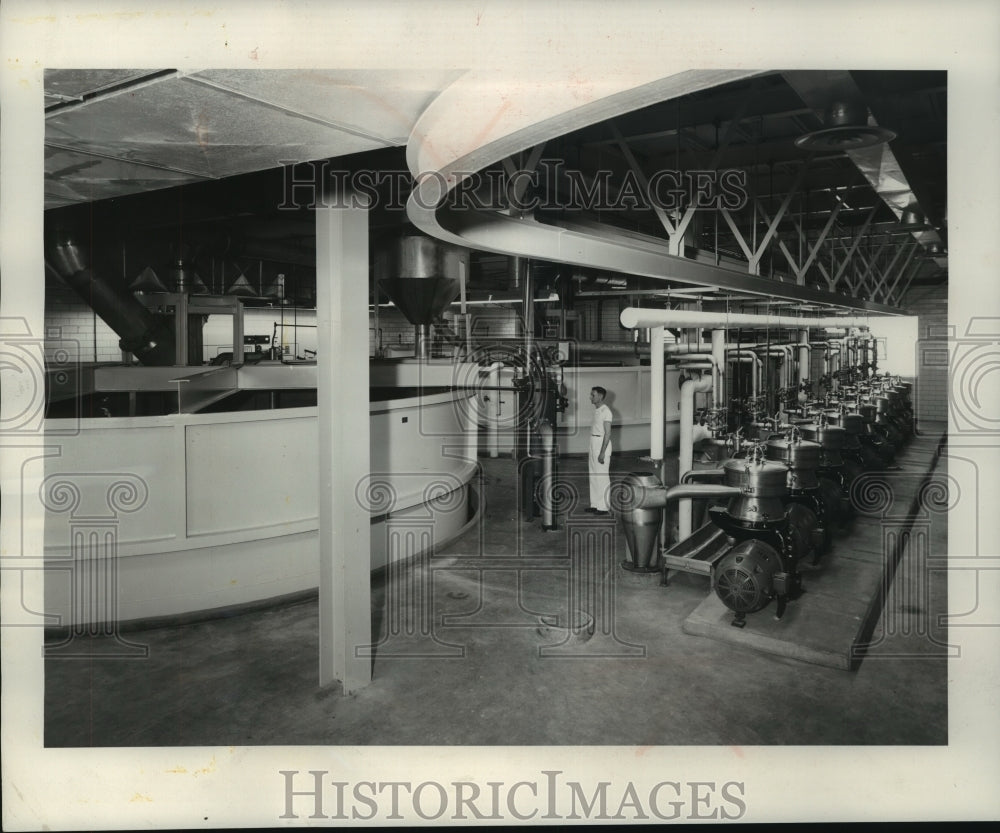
[794,100,896,152]
[45,231,177,366]
[376,235,468,325]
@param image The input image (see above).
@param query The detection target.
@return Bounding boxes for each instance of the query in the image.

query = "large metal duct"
[45,231,176,366]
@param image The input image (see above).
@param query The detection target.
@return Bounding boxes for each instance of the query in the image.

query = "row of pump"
[615,372,914,627]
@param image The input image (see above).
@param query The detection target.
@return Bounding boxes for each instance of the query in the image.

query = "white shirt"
[591,403,612,436]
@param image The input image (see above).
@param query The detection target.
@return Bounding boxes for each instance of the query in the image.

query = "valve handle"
[745,442,766,467]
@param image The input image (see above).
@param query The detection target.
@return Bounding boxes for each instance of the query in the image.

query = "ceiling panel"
[46,76,387,179]
[45,145,205,204]
[44,68,154,101]
[186,69,465,145]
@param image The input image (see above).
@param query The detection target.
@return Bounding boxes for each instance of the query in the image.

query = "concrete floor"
[45,424,948,747]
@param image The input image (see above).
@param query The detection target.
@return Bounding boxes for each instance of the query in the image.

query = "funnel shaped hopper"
[377,235,464,325]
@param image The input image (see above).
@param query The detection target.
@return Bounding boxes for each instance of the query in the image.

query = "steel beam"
[750,161,808,274]
[886,245,921,303]
[830,205,878,290]
[609,120,677,237]
[872,239,917,301]
[437,208,902,313]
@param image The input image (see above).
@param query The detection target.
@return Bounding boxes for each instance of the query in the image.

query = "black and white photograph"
[2,0,998,827]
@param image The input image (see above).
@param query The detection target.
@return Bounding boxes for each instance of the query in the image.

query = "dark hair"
[591,386,607,398]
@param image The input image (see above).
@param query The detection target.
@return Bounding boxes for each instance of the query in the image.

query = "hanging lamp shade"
[226,266,257,297]
[794,101,896,151]
[130,265,170,294]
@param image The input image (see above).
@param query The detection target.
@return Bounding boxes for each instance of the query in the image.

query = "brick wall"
[902,282,948,424]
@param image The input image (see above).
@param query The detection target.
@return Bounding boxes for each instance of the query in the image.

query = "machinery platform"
[681,426,947,670]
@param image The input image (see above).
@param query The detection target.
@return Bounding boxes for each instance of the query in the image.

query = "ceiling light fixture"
[794,101,896,152]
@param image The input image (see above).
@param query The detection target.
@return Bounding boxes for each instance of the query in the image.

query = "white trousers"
[588,434,612,510]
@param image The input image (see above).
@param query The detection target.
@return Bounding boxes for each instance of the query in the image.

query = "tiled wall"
[44,285,123,363]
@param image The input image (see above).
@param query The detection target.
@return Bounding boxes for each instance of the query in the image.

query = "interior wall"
[44,284,121,363]
[901,283,948,424]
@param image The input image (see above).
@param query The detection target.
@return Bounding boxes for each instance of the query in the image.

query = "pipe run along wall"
[619,307,886,331]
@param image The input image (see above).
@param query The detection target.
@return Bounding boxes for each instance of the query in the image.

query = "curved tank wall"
[474,365,683,456]
[38,391,476,627]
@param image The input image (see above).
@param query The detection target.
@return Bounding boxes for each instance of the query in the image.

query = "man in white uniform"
[587,386,613,514]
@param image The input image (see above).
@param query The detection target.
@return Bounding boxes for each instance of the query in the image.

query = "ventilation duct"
[45,231,177,366]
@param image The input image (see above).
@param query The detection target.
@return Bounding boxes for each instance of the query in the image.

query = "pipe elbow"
[680,468,726,484]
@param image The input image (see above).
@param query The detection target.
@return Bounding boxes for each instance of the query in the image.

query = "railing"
[172,366,238,414]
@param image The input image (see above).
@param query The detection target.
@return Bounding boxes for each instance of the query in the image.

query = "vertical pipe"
[711,328,726,409]
[650,326,665,463]
[538,422,555,530]
[372,277,380,358]
[459,257,470,358]
[175,294,189,367]
[415,323,429,360]
[487,361,501,458]
[521,258,533,347]
[798,328,810,386]
[522,260,534,458]
[464,387,479,464]
[678,373,715,541]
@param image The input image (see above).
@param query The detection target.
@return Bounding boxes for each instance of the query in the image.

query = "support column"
[316,180,372,693]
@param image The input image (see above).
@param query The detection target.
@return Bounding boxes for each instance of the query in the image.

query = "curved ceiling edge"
[402,69,902,315]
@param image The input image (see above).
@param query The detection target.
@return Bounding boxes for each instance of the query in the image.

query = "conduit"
[619,307,881,331]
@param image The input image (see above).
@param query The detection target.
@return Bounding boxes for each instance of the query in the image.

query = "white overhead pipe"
[678,372,715,542]
[620,307,879,331]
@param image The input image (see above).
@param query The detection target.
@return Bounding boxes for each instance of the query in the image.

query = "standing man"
[587,386,613,514]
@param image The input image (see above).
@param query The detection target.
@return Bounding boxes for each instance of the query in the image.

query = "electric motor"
[714,538,785,616]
